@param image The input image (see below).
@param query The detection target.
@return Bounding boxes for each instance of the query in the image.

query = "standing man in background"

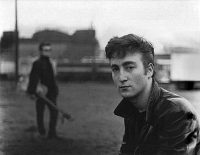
[27,42,59,139]
[105,34,200,155]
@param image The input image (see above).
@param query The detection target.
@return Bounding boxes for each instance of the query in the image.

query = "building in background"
[0,28,99,78]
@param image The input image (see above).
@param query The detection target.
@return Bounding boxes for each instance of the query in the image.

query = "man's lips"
[119,85,131,89]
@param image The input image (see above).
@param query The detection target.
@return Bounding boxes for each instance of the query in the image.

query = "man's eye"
[111,67,119,72]
[125,66,135,71]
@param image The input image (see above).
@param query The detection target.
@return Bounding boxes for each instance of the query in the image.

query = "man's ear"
[147,63,154,78]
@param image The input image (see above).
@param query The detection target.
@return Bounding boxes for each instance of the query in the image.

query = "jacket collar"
[40,55,50,60]
[114,79,161,125]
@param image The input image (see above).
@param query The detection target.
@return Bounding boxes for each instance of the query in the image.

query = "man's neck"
[128,78,153,112]
[40,55,49,59]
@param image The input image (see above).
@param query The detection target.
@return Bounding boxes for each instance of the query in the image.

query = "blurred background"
[0,0,200,88]
[0,0,200,154]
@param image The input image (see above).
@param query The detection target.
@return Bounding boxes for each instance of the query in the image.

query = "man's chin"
[120,92,133,98]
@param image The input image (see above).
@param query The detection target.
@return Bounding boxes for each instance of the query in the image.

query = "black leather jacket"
[114,81,200,155]
[27,55,58,98]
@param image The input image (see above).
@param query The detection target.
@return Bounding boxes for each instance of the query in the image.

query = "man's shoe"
[38,127,46,136]
[36,132,46,140]
[47,132,59,139]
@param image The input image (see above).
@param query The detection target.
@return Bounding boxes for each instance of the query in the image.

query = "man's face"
[110,52,151,99]
[41,45,51,57]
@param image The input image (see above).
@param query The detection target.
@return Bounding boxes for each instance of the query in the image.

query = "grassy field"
[0,81,200,155]
[0,81,124,155]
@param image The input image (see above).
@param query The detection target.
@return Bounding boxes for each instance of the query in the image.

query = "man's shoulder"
[152,88,200,128]
[32,57,43,65]
[157,88,195,114]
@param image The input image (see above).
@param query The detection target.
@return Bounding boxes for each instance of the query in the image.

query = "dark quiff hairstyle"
[38,42,51,51]
[105,34,155,71]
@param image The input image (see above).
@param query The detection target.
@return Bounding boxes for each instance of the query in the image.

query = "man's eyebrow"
[111,64,118,68]
[122,61,136,66]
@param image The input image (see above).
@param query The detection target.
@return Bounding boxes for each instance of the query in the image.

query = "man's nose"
[119,69,128,82]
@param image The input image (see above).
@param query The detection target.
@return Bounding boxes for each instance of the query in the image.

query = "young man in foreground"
[105,34,200,155]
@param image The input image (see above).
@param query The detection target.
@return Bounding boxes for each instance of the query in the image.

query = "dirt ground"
[0,81,123,155]
[0,81,200,155]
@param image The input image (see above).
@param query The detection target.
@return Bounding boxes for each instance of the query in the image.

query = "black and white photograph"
[1,0,200,154]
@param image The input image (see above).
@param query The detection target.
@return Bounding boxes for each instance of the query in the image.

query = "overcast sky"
[1,0,200,52]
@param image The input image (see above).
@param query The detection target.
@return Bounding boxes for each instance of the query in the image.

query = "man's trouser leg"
[46,96,58,138]
[36,98,46,135]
